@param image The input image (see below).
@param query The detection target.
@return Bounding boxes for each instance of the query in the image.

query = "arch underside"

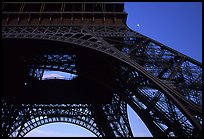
[6,104,102,137]
[2,25,202,137]
[2,94,132,137]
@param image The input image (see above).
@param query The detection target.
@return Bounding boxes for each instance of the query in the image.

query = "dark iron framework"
[2,2,202,137]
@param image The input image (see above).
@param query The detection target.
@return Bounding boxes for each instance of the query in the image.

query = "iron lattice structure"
[1,2,202,137]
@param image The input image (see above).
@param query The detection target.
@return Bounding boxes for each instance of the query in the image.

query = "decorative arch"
[2,26,202,137]
[5,103,104,137]
[12,117,100,137]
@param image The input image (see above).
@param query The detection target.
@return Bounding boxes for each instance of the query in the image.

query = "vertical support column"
[90,104,115,137]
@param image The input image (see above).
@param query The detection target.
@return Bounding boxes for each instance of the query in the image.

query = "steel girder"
[2,25,202,108]
[112,63,201,137]
[2,25,202,137]
[2,93,132,137]
[1,100,102,137]
[28,54,77,80]
[87,25,202,107]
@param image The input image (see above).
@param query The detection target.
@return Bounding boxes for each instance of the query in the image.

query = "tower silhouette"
[2,2,202,137]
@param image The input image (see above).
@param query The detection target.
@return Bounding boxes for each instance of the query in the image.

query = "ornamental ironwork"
[2,2,202,137]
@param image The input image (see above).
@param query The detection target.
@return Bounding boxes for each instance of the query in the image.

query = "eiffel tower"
[2,2,202,137]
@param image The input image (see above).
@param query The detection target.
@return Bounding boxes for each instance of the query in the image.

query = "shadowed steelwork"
[2,2,202,137]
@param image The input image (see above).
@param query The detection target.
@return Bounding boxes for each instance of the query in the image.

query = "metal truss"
[2,93,133,137]
[28,54,77,80]
[87,25,202,107]
[2,100,102,137]
[2,25,202,137]
[102,94,133,137]
[112,63,202,137]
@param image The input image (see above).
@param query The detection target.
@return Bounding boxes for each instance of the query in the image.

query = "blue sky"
[25,2,202,137]
[125,2,202,63]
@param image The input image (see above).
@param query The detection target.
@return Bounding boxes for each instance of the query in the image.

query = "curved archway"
[24,106,153,137]
[13,116,101,137]
[2,27,201,113]
[24,122,97,137]
[2,27,202,137]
